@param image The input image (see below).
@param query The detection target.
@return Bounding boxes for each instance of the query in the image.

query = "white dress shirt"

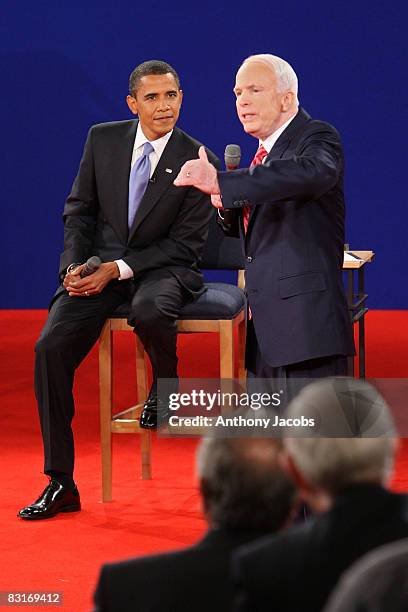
[260,114,296,154]
[115,124,173,280]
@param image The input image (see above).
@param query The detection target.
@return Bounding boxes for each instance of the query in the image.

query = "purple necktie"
[128,141,154,228]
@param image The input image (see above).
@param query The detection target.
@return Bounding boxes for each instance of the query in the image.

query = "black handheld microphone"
[221,145,241,228]
[80,256,102,278]
[224,144,241,171]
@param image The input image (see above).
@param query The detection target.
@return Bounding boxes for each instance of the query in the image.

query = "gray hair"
[197,436,296,532]
[243,54,299,104]
[284,378,397,495]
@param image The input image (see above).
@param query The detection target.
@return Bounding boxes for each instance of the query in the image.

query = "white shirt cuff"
[115,259,134,280]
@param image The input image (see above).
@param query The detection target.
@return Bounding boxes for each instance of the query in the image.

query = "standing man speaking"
[175,54,354,380]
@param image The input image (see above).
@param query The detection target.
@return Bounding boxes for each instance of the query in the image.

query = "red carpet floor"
[0,310,407,610]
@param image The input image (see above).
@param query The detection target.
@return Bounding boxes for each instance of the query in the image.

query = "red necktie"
[243,144,268,233]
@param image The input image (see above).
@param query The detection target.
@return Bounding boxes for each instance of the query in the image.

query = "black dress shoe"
[18,479,81,520]
[139,393,170,430]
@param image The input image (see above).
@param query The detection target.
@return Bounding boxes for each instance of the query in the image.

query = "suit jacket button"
[247,256,253,263]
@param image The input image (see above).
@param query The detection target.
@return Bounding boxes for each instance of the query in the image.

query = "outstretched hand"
[174,146,221,195]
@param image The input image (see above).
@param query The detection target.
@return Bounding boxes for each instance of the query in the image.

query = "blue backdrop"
[2,0,407,308]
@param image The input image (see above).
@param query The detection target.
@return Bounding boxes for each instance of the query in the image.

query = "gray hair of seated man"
[197,436,296,532]
[284,378,398,495]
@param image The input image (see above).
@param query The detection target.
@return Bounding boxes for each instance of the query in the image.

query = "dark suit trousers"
[35,271,188,476]
[245,318,348,408]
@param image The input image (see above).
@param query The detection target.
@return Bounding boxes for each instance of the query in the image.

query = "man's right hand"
[174,146,221,195]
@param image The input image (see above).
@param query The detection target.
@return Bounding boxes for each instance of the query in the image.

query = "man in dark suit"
[18,60,218,520]
[175,53,355,382]
[231,378,408,612]
[93,436,297,612]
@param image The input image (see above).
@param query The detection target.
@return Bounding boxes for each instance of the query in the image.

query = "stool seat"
[110,283,246,320]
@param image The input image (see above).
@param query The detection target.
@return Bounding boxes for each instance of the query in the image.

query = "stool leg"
[99,322,113,502]
[135,334,148,406]
[141,431,152,479]
[237,314,247,383]
[219,320,234,414]
[219,320,234,379]
[135,334,152,479]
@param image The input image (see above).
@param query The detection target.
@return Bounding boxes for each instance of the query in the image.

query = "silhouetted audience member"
[324,537,408,612]
[93,436,297,612]
[232,378,408,612]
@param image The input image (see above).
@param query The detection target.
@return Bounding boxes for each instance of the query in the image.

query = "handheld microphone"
[224,144,241,171]
[80,256,102,278]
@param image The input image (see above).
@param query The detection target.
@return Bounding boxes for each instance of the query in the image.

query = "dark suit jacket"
[218,108,355,367]
[93,528,268,612]
[57,120,218,299]
[233,485,408,612]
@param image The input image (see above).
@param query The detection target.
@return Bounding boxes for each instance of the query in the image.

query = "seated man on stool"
[18,59,218,520]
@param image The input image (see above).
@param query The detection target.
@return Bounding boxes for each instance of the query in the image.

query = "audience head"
[283,378,398,509]
[196,436,297,533]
